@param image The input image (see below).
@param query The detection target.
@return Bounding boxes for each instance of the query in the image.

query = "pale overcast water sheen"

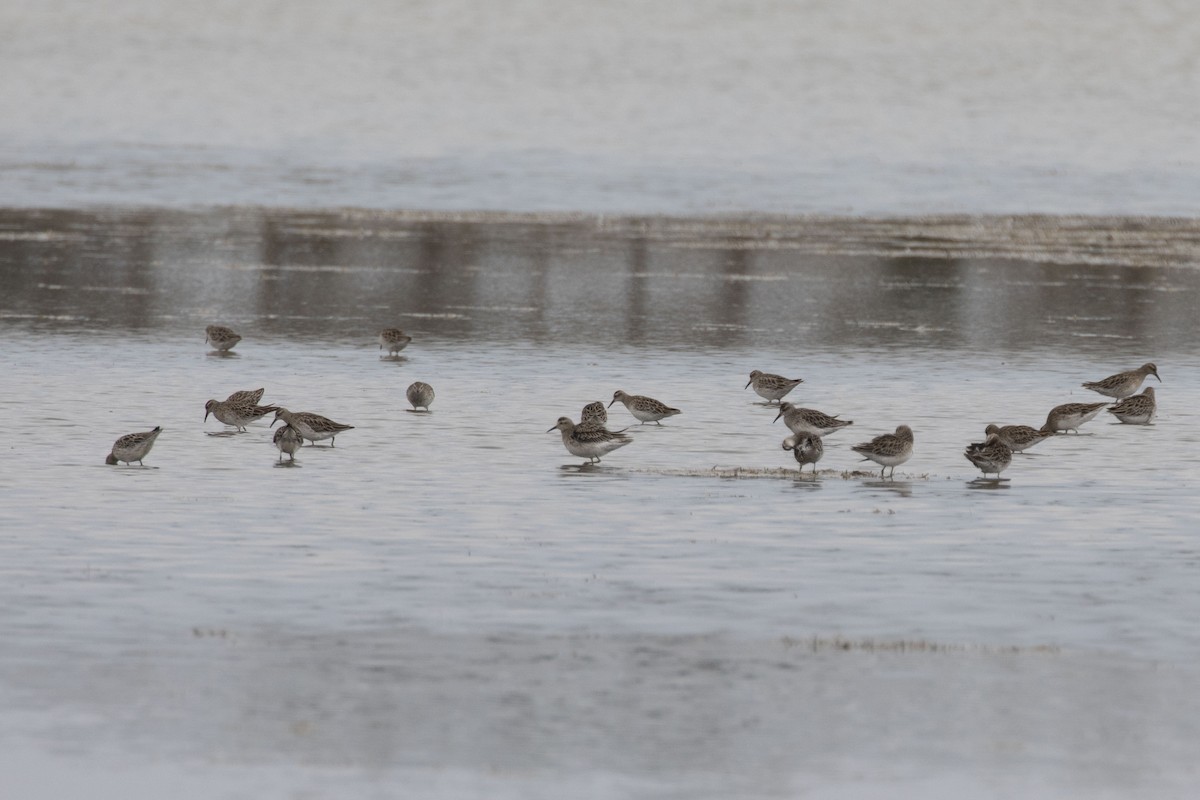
[4,0,1200,795]
[2,209,1200,798]
[4,0,1200,213]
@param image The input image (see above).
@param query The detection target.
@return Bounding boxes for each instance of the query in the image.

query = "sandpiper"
[745,370,803,404]
[580,401,608,426]
[204,397,278,432]
[1041,402,1108,434]
[379,328,412,355]
[608,390,681,425]
[225,388,265,406]
[1107,386,1156,424]
[406,381,435,411]
[964,433,1013,479]
[983,423,1054,453]
[1082,362,1160,399]
[774,402,853,437]
[851,425,914,479]
[205,325,242,352]
[273,424,304,462]
[783,434,823,474]
[272,408,355,446]
[548,416,632,463]
[106,426,162,466]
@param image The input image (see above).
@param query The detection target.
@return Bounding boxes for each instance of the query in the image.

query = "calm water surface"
[6,1,1200,214]
[2,209,1199,798]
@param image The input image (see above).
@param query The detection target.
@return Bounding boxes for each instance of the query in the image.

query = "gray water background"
[5,0,1200,796]
[2,208,1199,798]
[4,0,1200,214]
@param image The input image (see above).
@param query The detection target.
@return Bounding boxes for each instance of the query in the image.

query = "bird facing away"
[964,433,1013,479]
[547,416,632,463]
[1040,402,1109,434]
[783,434,823,474]
[851,425,914,479]
[272,408,355,446]
[983,423,1054,453]
[205,325,241,352]
[224,388,265,406]
[273,424,304,462]
[106,426,162,465]
[1081,362,1160,399]
[1107,386,1156,424]
[608,390,681,425]
[406,381,435,411]
[580,401,608,426]
[774,402,853,437]
[379,328,412,355]
[745,370,804,403]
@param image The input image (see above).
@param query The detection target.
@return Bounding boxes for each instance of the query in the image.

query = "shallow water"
[1,208,1199,797]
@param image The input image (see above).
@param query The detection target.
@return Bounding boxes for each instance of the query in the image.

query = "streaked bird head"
[547,416,575,433]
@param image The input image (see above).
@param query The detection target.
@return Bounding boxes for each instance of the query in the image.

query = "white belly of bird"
[1055,408,1104,430]
[564,435,628,460]
[859,449,910,468]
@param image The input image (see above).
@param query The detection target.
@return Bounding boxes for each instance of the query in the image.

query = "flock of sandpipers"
[105,325,1160,481]
[105,326,428,466]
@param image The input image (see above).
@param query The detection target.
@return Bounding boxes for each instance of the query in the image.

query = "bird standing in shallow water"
[783,434,823,474]
[273,424,304,462]
[1041,402,1108,434]
[406,381,435,411]
[851,425,914,479]
[1107,386,1156,424]
[745,370,803,404]
[548,417,632,463]
[272,408,355,446]
[774,402,852,437]
[983,423,1054,453]
[106,426,162,465]
[379,328,412,356]
[1082,362,1160,399]
[205,325,241,352]
[964,433,1012,479]
[204,397,278,432]
[608,390,681,425]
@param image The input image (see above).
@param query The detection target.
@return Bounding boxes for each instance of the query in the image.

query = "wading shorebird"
[547,416,632,464]
[745,370,804,404]
[1081,362,1159,399]
[608,390,681,425]
[205,325,242,352]
[106,426,162,466]
[272,408,355,446]
[851,425,914,479]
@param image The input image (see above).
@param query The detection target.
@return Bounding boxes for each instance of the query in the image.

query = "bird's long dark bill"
[546,426,557,433]
[270,418,280,427]
[772,410,784,422]
[744,380,752,389]
[606,399,616,407]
